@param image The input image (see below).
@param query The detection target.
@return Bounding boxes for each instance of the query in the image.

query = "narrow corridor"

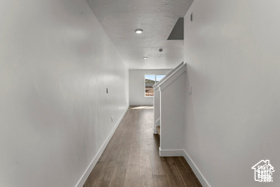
[84,106,201,187]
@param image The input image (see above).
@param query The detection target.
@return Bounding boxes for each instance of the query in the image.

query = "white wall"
[0,1,128,187]
[129,69,171,106]
[160,71,186,152]
[184,0,280,186]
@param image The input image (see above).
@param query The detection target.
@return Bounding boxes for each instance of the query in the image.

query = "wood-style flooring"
[83,106,201,187]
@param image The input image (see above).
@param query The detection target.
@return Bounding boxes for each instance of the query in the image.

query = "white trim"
[160,64,186,92]
[159,148,184,157]
[153,62,184,88]
[182,149,211,187]
[75,107,128,187]
[153,85,156,133]
[158,148,210,187]
[155,118,160,126]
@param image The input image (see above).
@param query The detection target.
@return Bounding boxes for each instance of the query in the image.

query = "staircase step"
[156,126,160,136]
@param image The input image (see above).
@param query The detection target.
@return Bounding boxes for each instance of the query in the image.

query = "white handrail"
[154,62,185,90]
[153,62,184,88]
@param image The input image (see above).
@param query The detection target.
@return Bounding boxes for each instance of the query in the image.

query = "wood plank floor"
[83,106,201,187]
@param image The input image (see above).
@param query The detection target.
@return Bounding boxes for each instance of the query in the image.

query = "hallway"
[84,107,201,187]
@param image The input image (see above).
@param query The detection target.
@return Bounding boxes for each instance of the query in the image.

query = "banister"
[154,62,186,91]
[153,62,184,88]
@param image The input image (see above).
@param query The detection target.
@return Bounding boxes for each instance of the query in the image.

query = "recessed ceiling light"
[143,57,148,60]
[135,29,143,34]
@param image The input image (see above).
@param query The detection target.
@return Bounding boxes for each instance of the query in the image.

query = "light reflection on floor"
[130,106,154,110]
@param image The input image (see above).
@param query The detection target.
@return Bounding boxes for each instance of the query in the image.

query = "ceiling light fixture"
[143,57,148,60]
[135,29,143,34]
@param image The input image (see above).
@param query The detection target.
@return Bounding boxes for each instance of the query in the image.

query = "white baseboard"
[159,148,184,157]
[182,149,211,187]
[75,107,128,187]
[159,148,210,187]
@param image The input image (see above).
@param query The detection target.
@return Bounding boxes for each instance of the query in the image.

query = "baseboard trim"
[182,149,211,187]
[159,148,184,157]
[75,107,128,187]
[159,148,210,187]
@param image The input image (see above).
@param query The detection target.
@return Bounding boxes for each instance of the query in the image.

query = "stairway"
[156,126,160,136]
[153,61,185,136]
[153,62,186,157]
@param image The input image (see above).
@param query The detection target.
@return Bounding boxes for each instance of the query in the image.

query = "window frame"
[144,74,165,97]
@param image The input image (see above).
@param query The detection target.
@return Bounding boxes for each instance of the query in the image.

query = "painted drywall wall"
[129,69,171,106]
[0,1,128,187]
[160,71,186,151]
[184,0,280,186]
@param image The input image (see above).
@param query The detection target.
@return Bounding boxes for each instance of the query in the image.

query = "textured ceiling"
[86,0,193,69]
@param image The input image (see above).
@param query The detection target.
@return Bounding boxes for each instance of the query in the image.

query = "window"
[145,74,165,97]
